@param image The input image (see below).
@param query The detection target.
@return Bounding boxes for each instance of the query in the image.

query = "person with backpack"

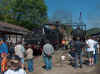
[42,40,54,71]
[73,37,85,68]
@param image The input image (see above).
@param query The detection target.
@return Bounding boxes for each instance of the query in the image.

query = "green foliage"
[0,0,48,30]
[87,28,100,36]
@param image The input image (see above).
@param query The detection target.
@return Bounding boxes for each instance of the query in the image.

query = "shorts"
[87,51,94,58]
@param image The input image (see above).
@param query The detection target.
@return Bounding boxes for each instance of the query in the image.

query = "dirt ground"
[26,50,99,74]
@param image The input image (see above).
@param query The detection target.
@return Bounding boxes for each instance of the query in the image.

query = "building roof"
[0,21,30,35]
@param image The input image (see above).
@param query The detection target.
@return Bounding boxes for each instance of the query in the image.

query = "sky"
[45,0,100,29]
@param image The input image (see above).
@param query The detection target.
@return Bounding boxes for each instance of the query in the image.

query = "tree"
[0,0,48,30]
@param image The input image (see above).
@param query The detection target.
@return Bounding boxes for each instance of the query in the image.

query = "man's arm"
[97,44,100,54]
[51,45,54,54]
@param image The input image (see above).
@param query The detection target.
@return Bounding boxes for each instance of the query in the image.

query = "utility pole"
[79,12,83,29]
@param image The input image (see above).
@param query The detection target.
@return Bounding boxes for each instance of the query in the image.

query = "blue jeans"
[94,54,97,64]
[94,51,98,64]
[94,47,99,64]
[27,59,34,72]
[74,52,82,68]
[43,56,52,70]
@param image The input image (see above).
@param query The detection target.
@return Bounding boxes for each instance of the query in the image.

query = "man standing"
[0,38,8,72]
[86,36,97,66]
[26,44,34,72]
[73,37,85,68]
[15,41,25,69]
[42,40,54,70]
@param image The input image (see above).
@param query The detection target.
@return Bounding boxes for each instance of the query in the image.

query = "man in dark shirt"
[73,37,85,68]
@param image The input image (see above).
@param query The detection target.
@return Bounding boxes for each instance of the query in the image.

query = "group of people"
[69,36,99,68]
[0,38,54,74]
[0,38,27,74]
[0,34,99,74]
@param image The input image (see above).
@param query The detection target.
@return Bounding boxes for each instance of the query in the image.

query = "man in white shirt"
[15,42,25,68]
[86,36,97,66]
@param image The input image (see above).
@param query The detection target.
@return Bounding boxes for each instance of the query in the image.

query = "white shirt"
[86,39,97,54]
[26,48,33,59]
[4,69,26,74]
[15,44,25,58]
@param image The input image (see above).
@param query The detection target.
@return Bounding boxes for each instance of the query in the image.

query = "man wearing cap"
[0,38,8,72]
[4,55,26,74]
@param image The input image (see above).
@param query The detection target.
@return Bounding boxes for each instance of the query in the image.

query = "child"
[4,55,26,74]
[26,44,34,72]
[1,52,8,73]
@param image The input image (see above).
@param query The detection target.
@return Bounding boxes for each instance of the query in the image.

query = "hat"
[10,59,19,63]
[9,55,20,63]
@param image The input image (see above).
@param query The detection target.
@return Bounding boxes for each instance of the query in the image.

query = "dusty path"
[27,50,98,74]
